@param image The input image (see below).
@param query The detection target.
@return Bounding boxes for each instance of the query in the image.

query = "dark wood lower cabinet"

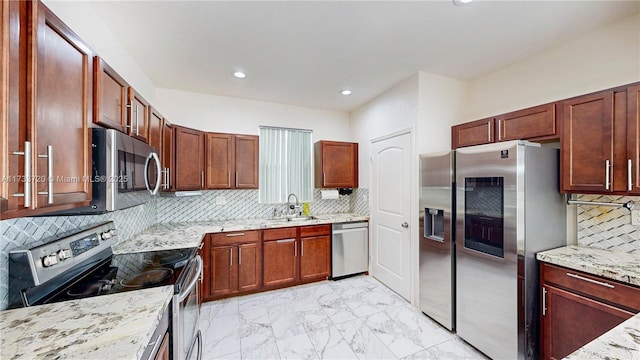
[203,231,262,301]
[263,239,297,288]
[541,285,633,360]
[540,263,639,359]
[300,235,331,282]
[203,224,336,301]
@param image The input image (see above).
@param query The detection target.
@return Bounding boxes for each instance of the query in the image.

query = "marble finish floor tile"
[200,275,487,359]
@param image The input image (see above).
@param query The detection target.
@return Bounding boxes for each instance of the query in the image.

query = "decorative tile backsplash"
[0,201,156,310]
[156,189,356,223]
[576,195,640,253]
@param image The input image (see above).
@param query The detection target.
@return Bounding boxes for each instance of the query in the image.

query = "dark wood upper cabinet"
[205,133,258,189]
[3,1,92,218]
[558,85,640,194]
[93,56,128,132]
[314,140,358,188]
[31,1,92,212]
[496,103,558,142]
[205,133,233,189]
[561,90,614,193]
[451,118,495,149]
[235,135,259,189]
[174,125,205,190]
[148,107,163,153]
[540,263,639,359]
[627,85,640,195]
[127,87,149,143]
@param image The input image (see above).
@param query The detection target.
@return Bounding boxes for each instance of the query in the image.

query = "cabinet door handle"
[228,172,231,187]
[37,145,54,204]
[235,171,238,188]
[497,119,502,141]
[230,250,233,267]
[167,168,171,189]
[294,241,297,257]
[487,120,492,142]
[135,105,140,136]
[12,141,32,207]
[566,272,614,289]
[238,247,242,265]
[323,172,326,185]
[628,159,633,191]
[605,160,611,190]
[542,286,547,316]
[226,233,245,237]
[125,103,133,130]
[201,171,204,188]
[301,241,304,257]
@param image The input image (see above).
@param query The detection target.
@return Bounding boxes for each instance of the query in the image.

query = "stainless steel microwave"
[49,128,163,215]
[89,128,161,213]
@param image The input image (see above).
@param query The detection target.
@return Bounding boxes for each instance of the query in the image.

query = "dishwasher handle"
[332,222,368,231]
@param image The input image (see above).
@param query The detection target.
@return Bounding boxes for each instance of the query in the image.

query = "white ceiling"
[87,1,639,112]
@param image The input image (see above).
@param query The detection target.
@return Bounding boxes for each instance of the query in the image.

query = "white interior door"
[370,131,411,300]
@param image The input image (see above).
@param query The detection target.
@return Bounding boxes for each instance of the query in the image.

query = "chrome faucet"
[287,193,299,216]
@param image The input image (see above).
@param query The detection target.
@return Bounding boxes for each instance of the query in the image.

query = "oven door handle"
[177,255,202,302]
[144,152,162,195]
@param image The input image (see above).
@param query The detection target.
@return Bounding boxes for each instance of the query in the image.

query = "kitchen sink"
[263,216,317,225]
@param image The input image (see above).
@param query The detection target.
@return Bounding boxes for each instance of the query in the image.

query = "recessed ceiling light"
[341,89,352,95]
[453,0,472,6]
[233,71,246,79]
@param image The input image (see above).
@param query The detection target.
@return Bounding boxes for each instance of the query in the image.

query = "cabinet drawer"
[210,230,260,246]
[300,224,331,237]
[541,263,640,312]
[263,227,297,241]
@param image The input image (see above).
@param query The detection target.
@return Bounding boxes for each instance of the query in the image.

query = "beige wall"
[464,13,640,123]
[155,88,350,141]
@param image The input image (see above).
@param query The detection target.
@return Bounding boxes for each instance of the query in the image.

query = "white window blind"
[259,126,313,203]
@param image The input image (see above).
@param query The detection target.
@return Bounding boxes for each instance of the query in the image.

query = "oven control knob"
[57,249,72,261]
[42,254,58,267]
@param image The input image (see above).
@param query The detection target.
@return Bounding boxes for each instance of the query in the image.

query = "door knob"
[401,222,409,228]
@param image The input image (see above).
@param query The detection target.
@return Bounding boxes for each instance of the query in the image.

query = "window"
[259,126,313,203]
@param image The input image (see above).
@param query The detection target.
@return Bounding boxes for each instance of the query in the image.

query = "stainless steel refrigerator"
[419,151,455,331]
[455,140,566,359]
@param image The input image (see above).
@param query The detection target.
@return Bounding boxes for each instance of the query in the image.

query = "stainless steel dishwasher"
[331,221,369,279]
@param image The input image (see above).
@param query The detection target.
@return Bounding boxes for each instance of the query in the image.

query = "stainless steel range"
[8,221,203,360]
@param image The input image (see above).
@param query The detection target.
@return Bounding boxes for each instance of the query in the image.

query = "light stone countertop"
[113,213,369,254]
[0,286,174,360]
[564,312,640,360]
[536,245,640,287]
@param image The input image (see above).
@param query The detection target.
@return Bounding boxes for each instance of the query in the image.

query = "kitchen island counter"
[536,245,640,287]
[0,286,174,360]
[113,213,369,254]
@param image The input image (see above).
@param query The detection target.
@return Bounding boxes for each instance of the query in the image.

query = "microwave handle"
[144,152,162,195]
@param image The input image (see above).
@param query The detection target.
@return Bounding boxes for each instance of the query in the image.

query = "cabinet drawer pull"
[605,160,611,190]
[12,141,32,207]
[276,238,296,243]
[37,145,54,204]
[628,159,633,191]
[226,233,245,237]
[566,272,614,289]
